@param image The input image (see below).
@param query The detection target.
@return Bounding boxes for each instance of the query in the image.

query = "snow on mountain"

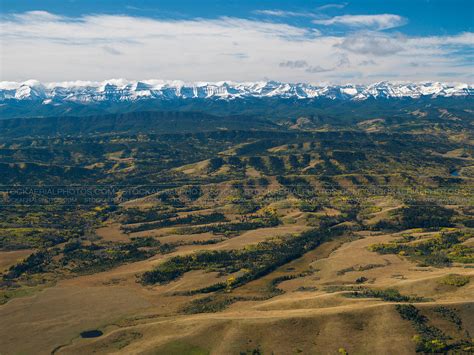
[0,80,472,104]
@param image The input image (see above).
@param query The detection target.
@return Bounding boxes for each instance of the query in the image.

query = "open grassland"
[1,229,471,354]
[1,106,473,354]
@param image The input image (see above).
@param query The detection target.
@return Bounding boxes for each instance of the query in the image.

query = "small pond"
[80,330,103,338]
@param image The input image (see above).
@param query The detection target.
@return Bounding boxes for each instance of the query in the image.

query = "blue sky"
[1,0,473,83]
[3,0,472,36]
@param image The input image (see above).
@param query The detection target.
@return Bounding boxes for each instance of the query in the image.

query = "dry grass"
[1,223,472,354]
[0,249,33,272]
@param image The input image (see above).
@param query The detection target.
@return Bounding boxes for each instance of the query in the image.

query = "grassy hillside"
[0,105,473,354]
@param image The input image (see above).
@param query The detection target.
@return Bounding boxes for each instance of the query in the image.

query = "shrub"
[182,295,245,314]
[396,304,450,353]
[400,204,454,229]
[141,227,344,286]
[346,288,426,302]
[438,274,470,287]
[355,276,368,284]
[208,157,224,172]
[433,306,462,329]
[4,250,53,279]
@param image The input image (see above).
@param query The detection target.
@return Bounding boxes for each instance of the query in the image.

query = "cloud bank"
[0,11,472,83]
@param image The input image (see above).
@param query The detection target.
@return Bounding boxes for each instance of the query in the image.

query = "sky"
[0,0,473,84]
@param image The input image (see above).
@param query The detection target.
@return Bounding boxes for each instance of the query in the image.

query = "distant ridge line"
[1,80,472,103]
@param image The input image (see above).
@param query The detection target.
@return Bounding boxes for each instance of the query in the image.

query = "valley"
[0,102,473,354]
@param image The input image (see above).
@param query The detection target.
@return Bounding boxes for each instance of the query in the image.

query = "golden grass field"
[1,135,474,354]
[1,213,472,354]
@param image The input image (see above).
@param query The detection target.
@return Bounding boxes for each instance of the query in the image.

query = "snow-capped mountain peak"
[0,80,472,103]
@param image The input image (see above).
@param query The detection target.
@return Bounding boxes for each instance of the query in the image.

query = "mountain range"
[1,80,473,103]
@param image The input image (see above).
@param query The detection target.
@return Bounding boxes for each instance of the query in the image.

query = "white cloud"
[255,3,348,18]
[313,14,407,30]
[416,32,474,46]
[0,11,472,84]
[316,3,348,11]
[253,10,310,17]
[12,10,63,22]
[337,32,406,56]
